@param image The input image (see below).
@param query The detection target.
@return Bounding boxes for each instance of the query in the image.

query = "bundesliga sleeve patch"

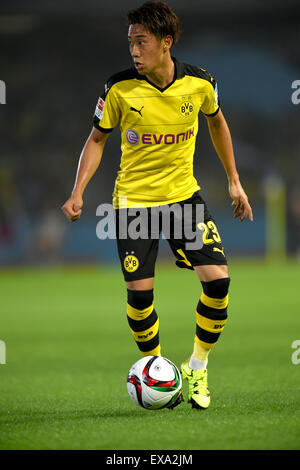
[95,97,105,120]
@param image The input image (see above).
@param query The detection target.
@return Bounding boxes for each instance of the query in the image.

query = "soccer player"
[62,1,253,409]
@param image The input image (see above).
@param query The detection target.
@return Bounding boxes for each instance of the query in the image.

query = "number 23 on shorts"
[197,220,222,245]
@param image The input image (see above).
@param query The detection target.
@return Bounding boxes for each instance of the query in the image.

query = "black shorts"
[115,191,227,282]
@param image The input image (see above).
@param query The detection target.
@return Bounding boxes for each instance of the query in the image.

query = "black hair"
[127,1,181,46]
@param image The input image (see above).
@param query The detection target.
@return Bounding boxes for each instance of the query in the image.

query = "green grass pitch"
[0,260,299,450]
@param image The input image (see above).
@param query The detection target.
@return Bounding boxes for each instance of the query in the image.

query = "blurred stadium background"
[0,0,299,266]
[1,0,300,452]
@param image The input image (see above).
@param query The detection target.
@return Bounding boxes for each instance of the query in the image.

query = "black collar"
[133,56,184,92]
[173,57,185,79]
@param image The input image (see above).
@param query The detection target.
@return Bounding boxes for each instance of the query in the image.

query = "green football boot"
[181,359,210,409]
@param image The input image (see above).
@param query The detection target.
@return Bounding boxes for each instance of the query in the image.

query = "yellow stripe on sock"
[141,344,161,357]
[196,311,227,333]
[131,319,159,343]
[127,303,153,321]
[194,334,216,350]
[200,292,229,309]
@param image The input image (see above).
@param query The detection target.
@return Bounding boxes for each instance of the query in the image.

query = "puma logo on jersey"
[130,106,144,117]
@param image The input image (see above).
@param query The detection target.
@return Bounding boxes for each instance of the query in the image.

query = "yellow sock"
[189,342,210,370]
[193,342,210,362]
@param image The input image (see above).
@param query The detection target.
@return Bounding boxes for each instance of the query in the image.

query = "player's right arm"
[61,127,109,222]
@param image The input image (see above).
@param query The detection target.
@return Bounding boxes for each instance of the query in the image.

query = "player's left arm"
[205,109,253,222]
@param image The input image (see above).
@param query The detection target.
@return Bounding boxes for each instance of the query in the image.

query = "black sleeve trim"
[93,122,114,133]
[202,106,220,117]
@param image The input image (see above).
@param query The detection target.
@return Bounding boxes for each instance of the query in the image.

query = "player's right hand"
[61,194,83,222]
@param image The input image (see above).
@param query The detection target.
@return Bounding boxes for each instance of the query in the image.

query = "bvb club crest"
[180,96,194,117]
[124,252,139,273]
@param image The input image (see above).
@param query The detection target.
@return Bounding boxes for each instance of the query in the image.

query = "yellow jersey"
[93,57,219,209]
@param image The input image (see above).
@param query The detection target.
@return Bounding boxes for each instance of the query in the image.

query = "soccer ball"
[126,355,182,410]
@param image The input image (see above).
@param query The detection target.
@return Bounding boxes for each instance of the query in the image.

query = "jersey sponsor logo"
[126,129,140,145]
[95,97,105,120]
[125,128,195,146]
[180,96,194,117]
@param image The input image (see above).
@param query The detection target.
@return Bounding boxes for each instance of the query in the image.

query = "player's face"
[128,24,165,75]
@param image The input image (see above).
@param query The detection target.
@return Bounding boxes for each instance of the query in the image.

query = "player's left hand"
[229,180,253,222]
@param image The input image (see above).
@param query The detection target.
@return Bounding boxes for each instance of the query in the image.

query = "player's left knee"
[198,277,230,319]
[201,277,230,299]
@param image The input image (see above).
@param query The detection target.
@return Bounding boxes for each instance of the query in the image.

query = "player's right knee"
[126,288,160,356]
[127,288,153,311]
[127,288,156,326]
